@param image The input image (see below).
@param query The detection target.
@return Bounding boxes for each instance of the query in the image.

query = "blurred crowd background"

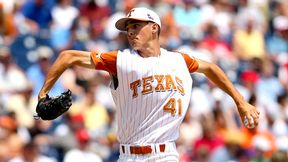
[0,0,287,161]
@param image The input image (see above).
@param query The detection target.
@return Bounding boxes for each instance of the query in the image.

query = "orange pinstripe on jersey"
[90,51,118,75]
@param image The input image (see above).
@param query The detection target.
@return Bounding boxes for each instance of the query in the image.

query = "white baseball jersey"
[91,48,198,160]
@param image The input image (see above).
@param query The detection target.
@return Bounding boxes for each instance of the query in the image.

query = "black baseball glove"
[35,90,72,120]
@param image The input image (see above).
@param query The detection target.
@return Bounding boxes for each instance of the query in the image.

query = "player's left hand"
[35,90,72,120]
[237,102,260,129]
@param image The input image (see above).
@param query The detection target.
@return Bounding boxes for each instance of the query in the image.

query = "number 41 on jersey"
[163,98,182,116]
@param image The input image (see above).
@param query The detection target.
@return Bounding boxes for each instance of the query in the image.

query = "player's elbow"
[203,63,225,80]
[58,50,79,66]
[196,59,217,74]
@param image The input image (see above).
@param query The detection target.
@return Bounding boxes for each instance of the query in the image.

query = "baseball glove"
[35,90,72,120]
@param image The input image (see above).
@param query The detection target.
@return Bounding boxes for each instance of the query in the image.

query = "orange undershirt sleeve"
[90,51,118,75]
[179,53,199,73]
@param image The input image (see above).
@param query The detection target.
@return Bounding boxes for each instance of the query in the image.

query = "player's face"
[125,20,152,50]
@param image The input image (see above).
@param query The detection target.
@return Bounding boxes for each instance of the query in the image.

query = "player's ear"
[151,23,158,34]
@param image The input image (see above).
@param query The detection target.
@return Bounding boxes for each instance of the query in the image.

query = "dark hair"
[156,24,161,36]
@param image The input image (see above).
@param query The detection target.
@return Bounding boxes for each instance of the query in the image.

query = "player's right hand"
[237,102,260,129]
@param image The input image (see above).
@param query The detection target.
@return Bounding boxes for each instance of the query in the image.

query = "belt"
[121,144,166,155]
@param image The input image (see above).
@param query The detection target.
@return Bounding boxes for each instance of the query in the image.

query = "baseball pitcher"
[36,7,260,162]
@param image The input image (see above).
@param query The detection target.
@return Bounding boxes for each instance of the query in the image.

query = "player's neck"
[137,41,161,58]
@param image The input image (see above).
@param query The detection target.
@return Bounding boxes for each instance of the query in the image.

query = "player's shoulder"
[117,48,135,56]
[172,49,189,56]
[162,48,190,58]
[160,49,189,65]
[160,48,176,55]
[96,49,132,58]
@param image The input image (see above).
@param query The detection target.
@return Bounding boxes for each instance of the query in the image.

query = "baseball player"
[38,7,260,162]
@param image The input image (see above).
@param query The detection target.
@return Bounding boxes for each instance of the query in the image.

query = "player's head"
[115,8,161,50]
[115,7,161,36]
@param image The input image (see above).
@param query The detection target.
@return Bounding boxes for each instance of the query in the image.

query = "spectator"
[209,129,248,162]
[68,15,90,50]
[71,84,109,139]
[0,2,18,44]
[278,62,288,91]
[177,28,213,63]
[79,0,112,39]
[233,17,266,61]
[192,115,224,161]
[8,141,57,162]
[256,59,284,107]
[173,0,202,43]
[7,82,37,129]
[201,23,234,62]
[239,69,259,92]
[50,0,79,51]
[235,0,267,32]
[26,46,65,97]
[63,129,103,162]
[28,119,62,160]
[240,127,277,160]
[266,16,288,62]
[208,0,235,42]
[0,114,24,161]
[21,0,53,32]
[177,108,202,162]
[159,7,181,50]
[0,46,28,108]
